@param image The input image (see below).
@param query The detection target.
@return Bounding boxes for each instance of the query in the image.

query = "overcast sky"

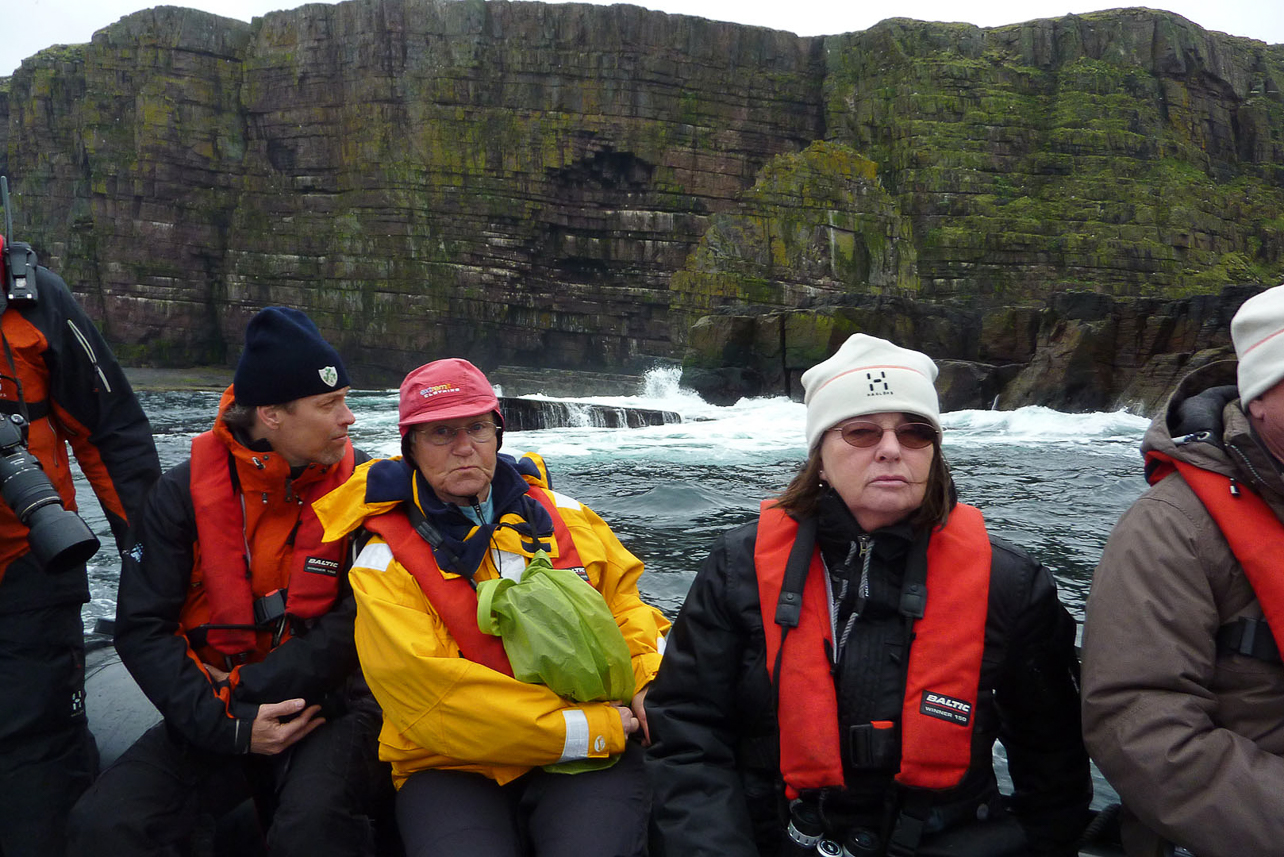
[6,0,1283,78]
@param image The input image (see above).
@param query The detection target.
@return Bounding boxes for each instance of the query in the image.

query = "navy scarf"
[364,455,556,577]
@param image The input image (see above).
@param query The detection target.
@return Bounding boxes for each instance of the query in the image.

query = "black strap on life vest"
[1218,617,1281,664]
[0,397,49,422]
[884,535,932,857]
[887,790,934,857]
[770,514,819,718]
[405,501,469,582]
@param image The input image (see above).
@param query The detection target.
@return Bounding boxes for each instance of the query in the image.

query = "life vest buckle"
[848,721,899,770]
[253,589,288,626]
[900,583,926,619]
[1217,616,1281,663]
[886,794,933,857]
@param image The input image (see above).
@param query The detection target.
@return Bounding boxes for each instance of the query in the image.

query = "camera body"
[0,413,100,573]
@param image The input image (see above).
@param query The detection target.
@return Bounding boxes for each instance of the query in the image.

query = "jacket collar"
[1143,361,1284,505]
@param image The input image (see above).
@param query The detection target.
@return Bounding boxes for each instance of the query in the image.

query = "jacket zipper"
[66,319,112,393]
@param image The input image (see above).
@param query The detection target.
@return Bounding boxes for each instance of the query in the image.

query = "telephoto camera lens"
[0,414,100,573]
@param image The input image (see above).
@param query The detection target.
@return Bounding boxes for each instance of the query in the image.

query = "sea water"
[81,365,1152,628]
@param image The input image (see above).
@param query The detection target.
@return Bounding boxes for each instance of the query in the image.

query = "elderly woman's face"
[407,411,499,505]
[819,411,936,531]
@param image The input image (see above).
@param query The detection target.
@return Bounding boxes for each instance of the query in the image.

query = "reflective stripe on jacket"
[754,501,990,797]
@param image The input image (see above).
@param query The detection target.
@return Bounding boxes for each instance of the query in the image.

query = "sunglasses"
[830,421,938,450]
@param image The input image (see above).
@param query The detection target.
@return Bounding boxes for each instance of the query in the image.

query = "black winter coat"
[645,497,1091,857]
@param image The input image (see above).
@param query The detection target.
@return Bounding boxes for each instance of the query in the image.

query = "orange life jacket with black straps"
[1147,450,1284,651]
[755,501,991,799]
[185,430,354,658]
[362,485,584,676]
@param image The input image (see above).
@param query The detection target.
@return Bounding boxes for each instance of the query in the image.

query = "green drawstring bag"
[476,550,635,774]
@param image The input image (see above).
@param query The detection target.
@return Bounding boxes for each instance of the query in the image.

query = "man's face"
[407,411,499,506]
[263,388,354,467]
[1248,380,1284,463]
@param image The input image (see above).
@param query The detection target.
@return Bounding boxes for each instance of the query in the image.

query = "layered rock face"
[824,13,1284,299]
[2,0,823,382]
[683,285,1252,413]
[0,1,1282,399]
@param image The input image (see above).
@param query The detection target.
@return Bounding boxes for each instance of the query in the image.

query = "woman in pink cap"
[314,358,669,857]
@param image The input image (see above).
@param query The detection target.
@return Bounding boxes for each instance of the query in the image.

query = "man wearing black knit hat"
[69,307,388,857]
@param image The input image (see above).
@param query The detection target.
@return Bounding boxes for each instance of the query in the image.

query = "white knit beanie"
[801,333,941,451]
[1232,284,1284,404]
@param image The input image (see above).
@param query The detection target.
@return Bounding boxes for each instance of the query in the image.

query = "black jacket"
[645,496,1091,857]
[0,265,160,614]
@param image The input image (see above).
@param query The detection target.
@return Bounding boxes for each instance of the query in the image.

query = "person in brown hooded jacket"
[1082,283,1284,857]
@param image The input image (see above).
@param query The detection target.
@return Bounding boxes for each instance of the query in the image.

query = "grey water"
[79,376,1150,627]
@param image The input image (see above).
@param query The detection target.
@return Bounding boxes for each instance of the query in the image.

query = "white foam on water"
[944,406,1151,449]
[500,370,1151,465]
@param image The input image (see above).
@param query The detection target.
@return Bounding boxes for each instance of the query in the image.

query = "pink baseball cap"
[398,358,502,436]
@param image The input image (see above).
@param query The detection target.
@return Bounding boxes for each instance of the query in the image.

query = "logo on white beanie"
[801,333,941,451]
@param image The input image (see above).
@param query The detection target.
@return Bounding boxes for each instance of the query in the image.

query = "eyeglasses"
[830,421,938,450]
[415,421,498,446]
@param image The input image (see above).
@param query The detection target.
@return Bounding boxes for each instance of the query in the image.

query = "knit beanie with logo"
[801,333,942,451]
[1232,283,1284,405]
[232,307,351,406]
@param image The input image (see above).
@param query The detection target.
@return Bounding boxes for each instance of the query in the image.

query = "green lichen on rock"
[671,140,919,338]
[2,2,1284,377]
[816,10,1284,303]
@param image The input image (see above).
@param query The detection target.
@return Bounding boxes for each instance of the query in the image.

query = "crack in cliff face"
[1,2,1281,390]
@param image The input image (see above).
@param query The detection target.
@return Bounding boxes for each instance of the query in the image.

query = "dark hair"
[773,436,954,531]
[221,401,257,432]
[221,399,295,433]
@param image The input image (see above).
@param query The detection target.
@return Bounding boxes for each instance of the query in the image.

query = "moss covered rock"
[1,2,1282,382]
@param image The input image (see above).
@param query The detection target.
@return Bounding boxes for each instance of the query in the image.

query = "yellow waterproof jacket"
[314,453,669,788]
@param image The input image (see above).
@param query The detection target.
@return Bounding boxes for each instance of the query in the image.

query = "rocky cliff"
[1,1,1282,402]
[681,285,1253,413]
[1,0,823,382]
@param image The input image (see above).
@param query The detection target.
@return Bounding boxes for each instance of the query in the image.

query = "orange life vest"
[1147,451,1284,649]
[754,501,991,797]
[362,485,583,676]
[186,430,354,657]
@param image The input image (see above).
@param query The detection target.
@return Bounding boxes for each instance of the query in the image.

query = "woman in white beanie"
[645,333,1091,857]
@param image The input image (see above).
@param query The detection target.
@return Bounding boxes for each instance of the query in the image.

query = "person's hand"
[249,699,324,755]
[617,705,640,737]
[629,687,651,746]
[204,663,230,683]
